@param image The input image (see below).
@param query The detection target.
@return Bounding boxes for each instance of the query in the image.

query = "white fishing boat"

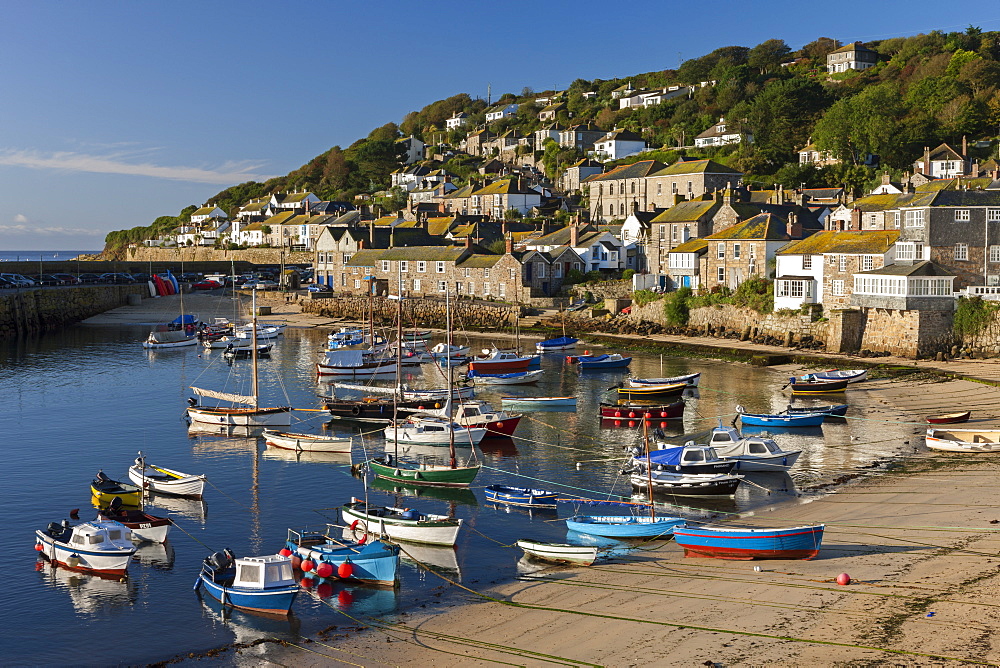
[330,382,475,401]
[516,539,598,566]
[926,428,1000,452]
[429,343,471,357]
[187,290,292,427]
[469,369,545,385]
[341,498,462,546]
[316,349,398,376]
[698,425,802,472]
[263,430,353,453]
[128,452,207,498]
[35,519,136,575]
[383,416,487,447]
[142,328,199,349]
[628,372,701,387]
[406,400,521,437]
[235,322,286,340]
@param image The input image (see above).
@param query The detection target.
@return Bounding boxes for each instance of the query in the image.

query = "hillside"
[106,27,1000,250]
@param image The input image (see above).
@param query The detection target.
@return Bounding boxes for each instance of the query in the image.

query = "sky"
[0,0,995,250]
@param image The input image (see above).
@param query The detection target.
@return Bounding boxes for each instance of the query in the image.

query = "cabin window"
[73,535,85,545]
[237,564,260,583]
[684,450,705,462]
[107,530,121,540]
[89,534,103,544]
[749,442,768,454]
[465,407,480,416]
[425,425,444,431]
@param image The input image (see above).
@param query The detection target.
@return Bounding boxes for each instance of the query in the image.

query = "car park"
[76,273,103,284]
[0,276,14,289]
[0,273,35,287]
[31,274,64,286]
[100,273,136,284]
[51,273,80,285]
[253,280,279,290]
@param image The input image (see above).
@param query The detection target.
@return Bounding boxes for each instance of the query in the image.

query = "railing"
[960,286,1000,300]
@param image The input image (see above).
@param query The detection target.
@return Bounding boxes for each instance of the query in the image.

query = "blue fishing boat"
[284,527,400,587]
[536,336,579,351]
[194,551,298,615]
[564,515,686,538]
[738,409,826,428]
[672,524,825,560]
[484,485,559,508]
[787,404,848,419]
[576,354,632,370]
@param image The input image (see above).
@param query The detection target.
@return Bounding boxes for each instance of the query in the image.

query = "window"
[413,279,421,291]
[717,244,725,260]
[354,279,361,289]
[832,280,845,296]
[341,273,347,286]
[510,268,515,279]
[399,261,408,272]
[862,255,874,271]
[955,243,968,261]
[733,243,741,259]
[438,280,447,292]
[537,263,546,278]
[687,181,693,193]
[671,182,677,194]
[463,267,471,277]
[573,262,581,271]
[955,209,970,221]
[608,204,613,216]
[456,282,463,294]
[468,281,474,294]
[630,182,636,194]
[868,214,878,227]
[777,280,805,298]
[417,261,426,273]
[609,184,615,196]
[893,211,901,229]
[991,246,1000,263]
[839,255,847,272]
[989,209,1000,221]
[499,282,506,297]
[904,209,924,228]
[484,282,491,295]
[749,243,756,259]
[381,260,390,272]
[657,183,662,195]
[554,263,562,278]
[802,255,812,270]
[342,253,352,264]
[484,267,490,278]
[436,261,445,273]
[717,267,725,282]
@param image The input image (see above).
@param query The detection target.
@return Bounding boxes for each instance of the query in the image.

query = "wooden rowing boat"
[516,539,598,565]
[925,411,971,425]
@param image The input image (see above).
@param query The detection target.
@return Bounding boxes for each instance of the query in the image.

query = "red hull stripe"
[674,528,821,540]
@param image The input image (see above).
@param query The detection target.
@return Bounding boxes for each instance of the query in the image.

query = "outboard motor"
[107,496,123,514]
[47,522,63,535]
[95,471,111,484]
[188,397,198,407]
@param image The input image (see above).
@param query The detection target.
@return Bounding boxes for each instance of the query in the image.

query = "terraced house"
[702,212,814,291]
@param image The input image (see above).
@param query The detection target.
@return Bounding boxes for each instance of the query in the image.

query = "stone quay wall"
[302,296,520,330]
[119,246,315,265]
[0,285,148,340]
[569,280,633,301]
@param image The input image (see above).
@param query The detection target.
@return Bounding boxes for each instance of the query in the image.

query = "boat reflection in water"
[146,492,208,524]
[133,541,176,569]
[336,526,462,578]
[368,476,479,507]
[198,594,301,645]
[187,423,265,441]
[484,502,557,519]
[39,562,136,616]
[307,581,399,617]
[477,435,519,456]
[262,448,352,466]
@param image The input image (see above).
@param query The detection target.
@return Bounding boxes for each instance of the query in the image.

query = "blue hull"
[740,413,825,427]
[788,404,848,418]
[484,485,558,507]
[536,336,578,350]
[673,524,825,560]
[197,574,298,614]
[578,355,632,370]
[565,516,686,538]
[287,538,400,586]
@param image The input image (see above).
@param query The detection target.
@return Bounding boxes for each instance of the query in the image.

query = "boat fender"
[67,554,81,568]
[338,561,354,579]
[193,578,202,591]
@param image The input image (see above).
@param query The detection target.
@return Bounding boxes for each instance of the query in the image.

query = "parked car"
[0,276,14,289]
[0,273,35,287]
[76,273,103,284]
[192,279,222,290]
[100,273,136,284]
[254,280,279,290]
[307,283,332,293]
[51,273,81,285]
[31,274,64,286]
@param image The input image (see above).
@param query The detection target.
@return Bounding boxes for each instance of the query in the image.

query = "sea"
[0,250,101,263]
[0,324,914,665]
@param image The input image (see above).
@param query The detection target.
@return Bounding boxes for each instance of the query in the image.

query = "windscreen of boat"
[748,440,770,454]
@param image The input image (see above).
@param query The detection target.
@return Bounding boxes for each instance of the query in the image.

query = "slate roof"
[855,261,953,277]
[457,254,505,268]
[650,159,742,177]
[651,200,719,223]
[599,128,644,142]
[777,230,899,255]
[569,158,603,169]
[830,43,875,54]
[262,211,297,226]
[529,225,605,248]
[345,250,384,267]
[803,188,843,200]
[379,246,469,262]
[584,160,666,183]
[705,213,795,241]
[275,192,315,204]
[926,143,965,162]
[668,238,709,254]
[472,180,539,196]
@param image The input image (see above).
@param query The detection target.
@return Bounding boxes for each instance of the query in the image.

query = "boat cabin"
[704,426,785,457]
[233,555,295,590]
[55,520,132,548]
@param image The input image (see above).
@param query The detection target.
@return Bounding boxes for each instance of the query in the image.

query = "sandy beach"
[93,295,1000,666]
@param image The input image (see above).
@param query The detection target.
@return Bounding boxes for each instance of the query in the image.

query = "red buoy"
[628,411,636,418]
[495,421,503,429]
[614,411,622,418]
[34,543,43,552]
[301,559,315,573]
[418,405,425,410]
[278,548,292,557]
[836,573,851,586]
[338,562,354,579]
[660,421,668,428]
[628,420,636,428]
[316,582,334,598]
[300,576,315,588]
[660,411,668,418]
[338,589,354,607]
[315,562,334,578]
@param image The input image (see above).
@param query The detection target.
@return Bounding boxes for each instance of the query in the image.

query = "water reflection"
[134,540,176,569]
[146,493,208,523]
[198,593,302,643]
[39,562,136,616]
[309,582,398,617]
[368,476,478,506]
[262,448,353,466]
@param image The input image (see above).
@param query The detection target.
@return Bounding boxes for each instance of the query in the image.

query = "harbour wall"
[0,285,148,340]
[117,247,314,265]
[301,296,520,331]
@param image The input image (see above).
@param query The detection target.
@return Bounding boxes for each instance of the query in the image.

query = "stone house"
[524,224,626,272]
[643,159,744,213]
[560,157,603,193]
[826,42,879,73]
[694,118,748,148]
[646,197,722,275]
[516,246,584,298]
[269,191,321,216]
[534,123,564,148]
[465,128,496,156]
[591,128,647,162]
[584,160,666,222]
[666,238,708,290]
[702,212,811,291]
[559,123,605,152]
[773,230,898,311]
[538,102,565,122]
[798,142,841,167]
[313,225,442,287]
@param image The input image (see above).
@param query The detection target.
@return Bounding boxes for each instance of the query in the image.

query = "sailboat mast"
[393,266,402,461]
[251,289,259,409]
[446,290,456,469]
[643,419,654,519]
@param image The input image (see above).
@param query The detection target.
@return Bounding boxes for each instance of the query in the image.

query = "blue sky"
[0,0,993,250]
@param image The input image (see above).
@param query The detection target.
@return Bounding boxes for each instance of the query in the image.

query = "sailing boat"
[142,269,199,349]
[187,289,292,426]
[364,289,481,487]
[536,307,578,351]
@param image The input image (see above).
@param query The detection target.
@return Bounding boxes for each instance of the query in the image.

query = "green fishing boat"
[366,456,481,487]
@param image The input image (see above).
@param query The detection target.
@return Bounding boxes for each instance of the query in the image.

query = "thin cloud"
[0,224,102,236]
[0,148,272,184]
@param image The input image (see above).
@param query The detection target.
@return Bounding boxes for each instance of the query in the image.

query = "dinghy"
[500,396,577,410]
[702,425,801,472]
[615,382,687,399]
[383,416,488,447]
[195,550,298,614]
[564,515,686,539]
[787,404,848,419]
[738,407,826,428]
[576,354,632,370]
[787,376,848,394]
[263,430,353,453]
[128,453,206,498]
[91,472,142,507]
[925,411,971,425]
[468,369,544,385]
[35,519,136,575]
[341,498,462,546]
[926,428,1000,452]
[535,336,579,351]
[808,369,867,383]
[516,539,598,565]
[628,372,700,387]
[672,524,825,560]
[484,485,559,508]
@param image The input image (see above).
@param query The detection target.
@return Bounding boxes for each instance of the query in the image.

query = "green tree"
[748,39,792,74]
[375,186,408,214]
[812,82,905,165]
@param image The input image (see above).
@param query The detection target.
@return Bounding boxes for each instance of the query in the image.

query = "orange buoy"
[837,573,851,586]
[315,562,333,578]
[34,543,43,552]
[614,411,622,418]
[301,559,315,573]
[338,562,354,579]
[278,548,292,557]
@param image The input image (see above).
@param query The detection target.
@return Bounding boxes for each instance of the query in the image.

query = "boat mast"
[643,419,655,519]
[251,289,259,409]
[446,289,456,469]
[393,265,402,463]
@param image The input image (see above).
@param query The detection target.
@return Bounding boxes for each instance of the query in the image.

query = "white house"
[396,136,425,164]
[189,205,228,225]
[826,43,879,73]
[446,112,469,130]
[485,103,518,122]
[913,143,972,179]
[694,117,747,148]
[591,129,647,161]
[269,191,321,215]
[524,224,627,272]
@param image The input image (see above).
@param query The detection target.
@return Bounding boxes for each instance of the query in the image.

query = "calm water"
[1,324,913,664]
[0,250,100,263]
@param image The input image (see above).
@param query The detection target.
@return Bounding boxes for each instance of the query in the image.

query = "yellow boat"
[616,381,687,398]
[90,472,142,507]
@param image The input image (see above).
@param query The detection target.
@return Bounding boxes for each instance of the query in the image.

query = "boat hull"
[789,377,849,394]
[600,401,684,420]
[516,540,597,565]
[287,538,400,587]
[128,466,205,498]
[187,406,292,426]
[616,383,687,399]
[672,524,825,560]
[142,337,198,349]
[500,396,577,409]
[471,369,544,385]
[327,399,426,423]
[926,428,1000,452]
[926,411,971,425]
[197,574,298,614]
[726,450,801,472]
[316,361,398,376]
[629,373,700,387]
[787,404,848,418]
[382,424,487,446]
[341,503,461,546]
[740,413,826,428]
[468,359,531,373]
[366,457,480,487]
[263,430,353,453]
[484,486,558,508]
[536,336,579,351]
[631,473,742,497]
[565,516,686,538]
[35,531,134,575]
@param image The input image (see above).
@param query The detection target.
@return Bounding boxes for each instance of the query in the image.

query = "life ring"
[351,520,368,542]
[351,405,361,416]
[349,520,359,531]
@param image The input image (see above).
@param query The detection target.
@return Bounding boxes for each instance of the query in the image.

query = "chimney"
[570,223,579,247]
[882,172,891,186]
[786,213,802,238]
[465,235,473,249]
[923,146,931,175]
[505,234,513,255]
[358,238,365,250]
[501,220,508,236]
[632,201,639,215]
[972,162,980,178]
[369,220,375,245]
[962,135,968,158]
[849,208,861,231]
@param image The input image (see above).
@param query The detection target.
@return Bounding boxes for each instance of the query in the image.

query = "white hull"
[516,540,597,565]
[128,465,206,498]
[724,450,801,472]
[926,428,1000,452]
[235,327,282,340]
[187,407,292,426]
[123,522,171,543]
[37,533,135,573]
[263,430,353,453]
[474,370,545,385]
[341,507,461,546]
[383,423,487,446]
[316,361,398,376]
[629,373,700,387]
[142,337,198,349]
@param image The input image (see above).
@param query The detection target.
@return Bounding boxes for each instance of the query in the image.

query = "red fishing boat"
[467,348,531,374]
[599,400,684,421]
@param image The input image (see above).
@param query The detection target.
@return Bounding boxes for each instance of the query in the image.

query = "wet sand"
[219,375,1000,667]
